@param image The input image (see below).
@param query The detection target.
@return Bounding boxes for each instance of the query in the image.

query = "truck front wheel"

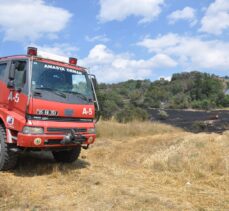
[0,125,18,171]
[52,146,81,163]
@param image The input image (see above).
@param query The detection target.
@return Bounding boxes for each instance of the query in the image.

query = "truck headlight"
[87,128,96,134]
[23,126,44,134]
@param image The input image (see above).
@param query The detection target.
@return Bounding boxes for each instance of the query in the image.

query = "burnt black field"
[150,109,229,133]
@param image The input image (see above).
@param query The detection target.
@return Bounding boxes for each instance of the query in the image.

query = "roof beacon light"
[27,47,77,64]
[69,57,77,66]
[27,47,37,56]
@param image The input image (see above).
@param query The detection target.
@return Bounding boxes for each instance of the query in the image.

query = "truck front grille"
[26,115,93,122]
[47,128,87,133]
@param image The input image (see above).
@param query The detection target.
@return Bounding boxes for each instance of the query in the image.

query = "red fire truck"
[0,47,100,170]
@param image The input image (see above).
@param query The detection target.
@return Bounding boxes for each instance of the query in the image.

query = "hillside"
[97,71,229,122]
[0,121,228,210]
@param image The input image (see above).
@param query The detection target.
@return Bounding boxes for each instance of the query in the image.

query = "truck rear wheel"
[52,145,81,163]
[0,125,18,171]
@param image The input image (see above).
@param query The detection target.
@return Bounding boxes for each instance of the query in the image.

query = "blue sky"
[0,0,228,83]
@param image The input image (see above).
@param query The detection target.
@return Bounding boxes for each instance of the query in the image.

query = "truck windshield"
[31,61,93,103]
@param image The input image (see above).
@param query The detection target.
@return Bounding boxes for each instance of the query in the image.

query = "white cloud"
[200,0,229,35]
[138,33,229,70]
[98,0,164,23]
[138,34,180,52]
[0,0,72,42]
[85,34,110,43]
[80,44,177,83]
[168,7,197,26]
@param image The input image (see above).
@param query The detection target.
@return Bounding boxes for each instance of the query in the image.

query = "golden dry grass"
[96,120,181,138]
[0,121,228,210]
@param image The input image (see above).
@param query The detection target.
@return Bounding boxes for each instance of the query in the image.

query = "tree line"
[96,71,229,123]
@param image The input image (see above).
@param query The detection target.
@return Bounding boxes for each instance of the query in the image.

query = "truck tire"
[52,145,81,163]
[0,124,18,171]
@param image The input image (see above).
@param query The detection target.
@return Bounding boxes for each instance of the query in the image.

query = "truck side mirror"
[7,63,17,89]
[7,61,25,90]
[9,63,16,80]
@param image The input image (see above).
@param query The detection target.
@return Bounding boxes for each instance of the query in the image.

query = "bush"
[192,121,207,132]
[115,106,148,123]
[220,95,229,107]
[191,99,216,110]
[101,100,119,120]
[158,110,169,120]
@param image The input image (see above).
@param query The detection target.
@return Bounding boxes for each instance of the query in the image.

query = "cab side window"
[0,63,7,80]
[13,61,26,90]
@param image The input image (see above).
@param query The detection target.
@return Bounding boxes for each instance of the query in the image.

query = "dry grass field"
[0,121,228,210]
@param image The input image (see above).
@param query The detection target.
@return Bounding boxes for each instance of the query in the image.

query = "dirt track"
[0,121,228,210]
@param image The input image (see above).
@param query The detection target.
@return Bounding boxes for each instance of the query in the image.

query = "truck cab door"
[7,60,29,115]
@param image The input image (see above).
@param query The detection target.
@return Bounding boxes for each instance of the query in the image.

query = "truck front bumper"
[16,133,96,148]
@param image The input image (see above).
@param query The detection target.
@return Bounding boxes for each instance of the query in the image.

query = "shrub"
[192,121,207,132]
[158,110,169,120]
[115,106,148,123]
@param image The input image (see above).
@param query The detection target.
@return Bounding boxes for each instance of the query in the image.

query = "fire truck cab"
[0,47,99,170]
